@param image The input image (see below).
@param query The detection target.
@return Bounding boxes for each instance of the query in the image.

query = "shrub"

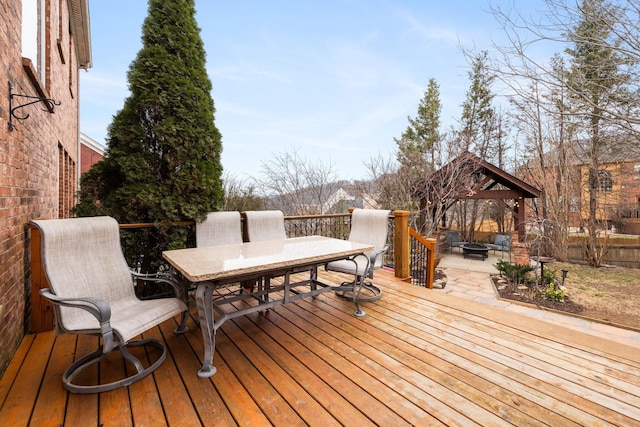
[495,260,534,284]
[543,282,566,302]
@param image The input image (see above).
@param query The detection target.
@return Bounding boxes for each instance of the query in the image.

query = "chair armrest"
[367,244,389,278]
[39,288,114,351]
[40,288,111,322]
[131,270,186,301]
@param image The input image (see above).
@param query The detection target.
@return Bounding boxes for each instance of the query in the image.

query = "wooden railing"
[29,210,436,332]
[408,228,437,289]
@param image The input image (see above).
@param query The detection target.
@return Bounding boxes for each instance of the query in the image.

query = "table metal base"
[194,265,369,377]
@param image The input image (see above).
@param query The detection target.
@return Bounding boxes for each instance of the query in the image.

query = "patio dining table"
[163,235,374,378]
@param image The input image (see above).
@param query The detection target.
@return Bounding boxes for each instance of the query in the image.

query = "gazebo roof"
[421,151,541,240]
[435,151,541,201]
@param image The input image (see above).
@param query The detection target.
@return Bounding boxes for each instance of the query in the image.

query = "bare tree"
[222,172,265,212]
[491,0,640,267]
[509,55,577,260]
[254,149,339,215]
[490,0,640,135]
[361,141,476,237]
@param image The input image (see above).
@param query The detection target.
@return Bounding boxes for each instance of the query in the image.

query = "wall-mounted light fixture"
[8,81,60,131]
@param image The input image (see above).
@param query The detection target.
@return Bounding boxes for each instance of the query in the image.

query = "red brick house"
[80,132,104,174]
[0,0,91,376]
[576,158,640,233]
[520,146,640,234]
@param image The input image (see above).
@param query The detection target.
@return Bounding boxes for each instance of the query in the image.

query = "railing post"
[393,210,410,279]
[426,237,436,289]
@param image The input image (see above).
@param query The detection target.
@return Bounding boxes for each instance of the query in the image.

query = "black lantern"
[561,269,568,287]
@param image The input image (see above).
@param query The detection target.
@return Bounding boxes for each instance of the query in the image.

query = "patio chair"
[243,210,290,297]
[325,208,391,305]
[32,216,188,394]
[445,230,468,253]
[244,210,287,241]
[196,211,243,247]
[486,234,512,258]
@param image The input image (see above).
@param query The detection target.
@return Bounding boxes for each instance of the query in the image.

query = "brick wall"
[80,140,104,174]
[0,0,82,376]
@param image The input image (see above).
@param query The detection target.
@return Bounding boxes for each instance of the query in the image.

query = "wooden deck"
[2,269,640,426]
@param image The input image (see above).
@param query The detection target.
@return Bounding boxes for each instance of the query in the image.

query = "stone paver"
[437,253,640,349]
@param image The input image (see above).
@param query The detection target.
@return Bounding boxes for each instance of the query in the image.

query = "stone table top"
[163,235,374,283]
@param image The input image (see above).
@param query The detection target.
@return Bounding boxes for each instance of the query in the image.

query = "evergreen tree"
[459,50,496,158]
[565,0,630,267]
[395,78,442,171]
[454,51,500,241]
[76,0,223,270]
[393,78,442,233]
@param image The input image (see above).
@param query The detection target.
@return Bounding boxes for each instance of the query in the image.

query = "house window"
[570,196,579,212]
[21,0,46,82]
[58,144,76,219]
[598,170,613,193]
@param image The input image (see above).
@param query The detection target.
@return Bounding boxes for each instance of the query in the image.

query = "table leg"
[196,283,217,378]
[310,265,318,291]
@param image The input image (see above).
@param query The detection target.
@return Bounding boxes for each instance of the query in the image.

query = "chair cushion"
[63,297,187,343]
[326,256,371,278]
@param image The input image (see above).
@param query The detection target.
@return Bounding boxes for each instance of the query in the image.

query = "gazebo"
[418,151,541,242]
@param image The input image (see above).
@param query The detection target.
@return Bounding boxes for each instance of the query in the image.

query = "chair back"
[348,209,391,268]
[245,210,287,241]
[32,216,135,332]
[445,230,461,245]
[196,211,243,247]
[494,234,512,249]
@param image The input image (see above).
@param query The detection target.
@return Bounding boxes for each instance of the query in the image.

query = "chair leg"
[334,278,382,303]
[63,338,167,394]
[175,311,189,334]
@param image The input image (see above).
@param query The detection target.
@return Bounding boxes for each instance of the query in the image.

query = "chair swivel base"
[334,280,382,303]
[63,338,166,394]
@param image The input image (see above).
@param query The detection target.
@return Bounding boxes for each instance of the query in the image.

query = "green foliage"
[75,0,223,272]
[395,77,442,170]
[459,50,496,155]
[223,185,265,212]
[563,0,634,268]
[542,267,556,286]
[543,281,566,302]
[494,260,534,284]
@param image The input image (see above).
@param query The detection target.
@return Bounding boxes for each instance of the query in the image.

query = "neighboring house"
[286,183,363,215]
[80,132,104,174]
[520,142,640,234]
[321,187,359,213]
[575,159,640,233]
[0,0,91,376]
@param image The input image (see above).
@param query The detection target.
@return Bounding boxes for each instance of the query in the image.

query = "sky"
[80,0,549,182]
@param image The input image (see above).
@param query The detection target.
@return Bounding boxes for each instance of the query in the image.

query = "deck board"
[2,269,640,426]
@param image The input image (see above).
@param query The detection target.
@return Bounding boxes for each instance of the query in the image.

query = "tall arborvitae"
[76,0,223,271]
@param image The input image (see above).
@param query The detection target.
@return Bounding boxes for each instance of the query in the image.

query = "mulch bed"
[491,275,585,315]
